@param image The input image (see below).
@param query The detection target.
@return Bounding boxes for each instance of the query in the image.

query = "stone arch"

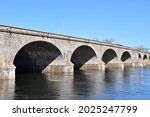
[121,51,131,62]
[13,41,63,74]
[71,45,97,69]
[143,54,148,60]
[102,49,118,64]
[139,53,142,59]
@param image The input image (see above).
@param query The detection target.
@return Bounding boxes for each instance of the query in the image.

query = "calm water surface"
[0,67,150,100]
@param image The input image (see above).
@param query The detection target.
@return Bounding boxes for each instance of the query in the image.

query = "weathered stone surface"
[105,63,124,69]
[42,65,73,73]
[0,67,15,79]
[0,25,150,79]
[80,64,105,71]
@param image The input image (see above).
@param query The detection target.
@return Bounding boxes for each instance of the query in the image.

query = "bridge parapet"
[0,25,138,50]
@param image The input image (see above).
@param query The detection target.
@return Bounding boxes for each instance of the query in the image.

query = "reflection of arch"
[121,51,131,62]
[71,45,97,69]
[102,49,118,64]
[143,55,148,60]
[139,53,142,59]
[13,41,62,74]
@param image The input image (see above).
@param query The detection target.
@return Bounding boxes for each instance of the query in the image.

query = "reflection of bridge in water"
[0,25,150,79]
[0,69,143,100]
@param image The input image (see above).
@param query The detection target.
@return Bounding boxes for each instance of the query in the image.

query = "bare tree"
[102,38,114,44]
[136,46,149,52]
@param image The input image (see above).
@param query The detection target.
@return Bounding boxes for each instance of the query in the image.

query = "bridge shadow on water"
[14,71,104,100]
[1,67,150,100]
[13,69,136,100]
[14,73,74,100]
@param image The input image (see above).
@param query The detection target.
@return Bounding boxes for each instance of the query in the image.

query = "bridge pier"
[42,64,74,73]
[0,66,15,79]
[123,63,133,68]
[143,60,150,66]
[80,64,105,71]
[42,60,74,73]
[131,60,144,67]
[121,60,146,68]
[147,61,150,66]
[105,62,124,69]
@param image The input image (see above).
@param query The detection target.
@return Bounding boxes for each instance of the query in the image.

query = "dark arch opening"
[13,41,62,74]
[121,51,131,62]
[139,53,141,59]
[71,45,97,69]
[149,56,150,60]
[102,49,118,64]
[143,55,147,60]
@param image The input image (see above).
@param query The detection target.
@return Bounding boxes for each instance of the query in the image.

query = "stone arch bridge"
[0,25,150,79]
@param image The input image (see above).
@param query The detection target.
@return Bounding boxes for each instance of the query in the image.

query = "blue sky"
[0,0,150,49]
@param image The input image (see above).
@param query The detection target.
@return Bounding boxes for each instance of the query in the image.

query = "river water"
[0,67,150,100]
